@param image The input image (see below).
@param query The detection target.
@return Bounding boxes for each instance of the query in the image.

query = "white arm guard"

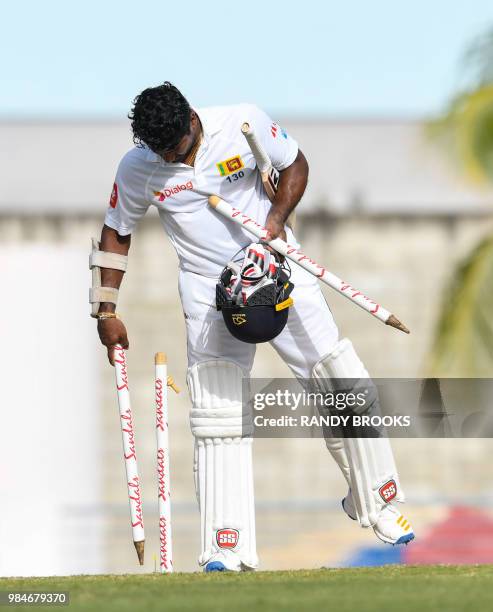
[89,237,128,317]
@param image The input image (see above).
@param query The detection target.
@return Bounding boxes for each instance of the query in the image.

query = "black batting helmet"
[216,243,294,344]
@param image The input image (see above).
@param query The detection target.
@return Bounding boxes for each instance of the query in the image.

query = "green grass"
[2,566,493,612]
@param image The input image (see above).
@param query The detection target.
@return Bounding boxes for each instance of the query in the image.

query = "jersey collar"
[144,108,221,163]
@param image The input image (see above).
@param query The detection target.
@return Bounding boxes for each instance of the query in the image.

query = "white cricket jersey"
[104,104,299,277]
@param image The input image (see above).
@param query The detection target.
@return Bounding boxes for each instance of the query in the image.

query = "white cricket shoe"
[203,550,243,573]
[372,503,415,545]
[342,492,415,546]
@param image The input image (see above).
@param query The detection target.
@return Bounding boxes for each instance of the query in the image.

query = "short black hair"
[128,82,191,152]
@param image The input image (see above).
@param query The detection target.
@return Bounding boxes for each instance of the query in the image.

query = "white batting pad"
[188,360,253,438]
[312,338,404,527]
[344,437,404,527]
[187,360,257,568]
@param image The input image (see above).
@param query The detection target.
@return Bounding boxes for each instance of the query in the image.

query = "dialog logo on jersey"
[153,180,194,202]
[109,182,118,208]
[216,155,244,176]
[216,528,239,549]
[379,479,397,503]
[232,313,247,326]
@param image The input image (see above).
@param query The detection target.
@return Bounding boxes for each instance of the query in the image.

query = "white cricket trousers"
[179,262,339,376]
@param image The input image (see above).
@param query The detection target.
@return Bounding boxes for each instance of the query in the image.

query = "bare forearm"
[99,224,131,312]
[268,150,309,224]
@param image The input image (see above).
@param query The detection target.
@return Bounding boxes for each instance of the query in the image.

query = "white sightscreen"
[0,245,103,576]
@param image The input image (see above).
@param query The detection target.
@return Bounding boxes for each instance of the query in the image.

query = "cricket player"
[91,82,415,572]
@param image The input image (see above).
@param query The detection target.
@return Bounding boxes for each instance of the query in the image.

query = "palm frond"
[429,235,493,377]
[428,85,493,183]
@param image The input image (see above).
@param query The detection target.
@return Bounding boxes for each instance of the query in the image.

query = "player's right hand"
[97,318,130,366]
